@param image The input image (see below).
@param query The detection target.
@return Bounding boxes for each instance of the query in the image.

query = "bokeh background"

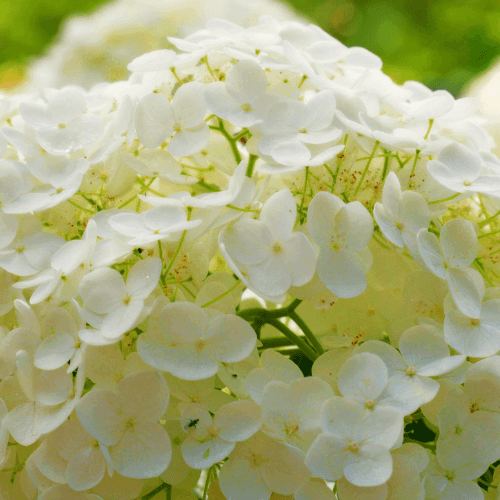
[1,0,500,95]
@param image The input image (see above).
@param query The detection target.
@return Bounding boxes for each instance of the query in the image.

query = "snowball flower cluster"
[0,13,500,500]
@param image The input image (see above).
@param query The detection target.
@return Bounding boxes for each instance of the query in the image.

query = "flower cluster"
[0,13,499,500]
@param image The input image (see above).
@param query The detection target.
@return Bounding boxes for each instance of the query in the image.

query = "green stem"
[403,438,436,451]
[170,66,183,85]
[200,280,241,308]
[428,192,461,205]
[407,150,421,189]
[226,204,260,213]
[67,199,95,214]
[237,299,302,320]
[202,467,212,500]
[163,208,191,278]
[299,167,310,216]
[479,209,500,228]
[246,154,258,177]
[217,118,242,164]
[381,148,390,180]
[166,484,172,500]
[424,118,434,140]
[267,319,318,361]
[288,311,325,354]
[141,482,170,500]
[354,140,380,196]
[158,241,167,287]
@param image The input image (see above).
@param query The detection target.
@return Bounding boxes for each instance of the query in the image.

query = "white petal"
[307,191,345,248]
[344,444,392,487]
[440,218,477,269]
[247,254,292,297]
[172,82,207,128]
[446,268,483,319]
[67,446,106,491]
[336,477,387,500]
[126,258,161,300]
[259,189,296,244]
[79,267,125,314]
[374,203,404,248]
[116,371,169,422]
[76,389,123,445]
[34,333,76,370]
[127,49,176,72]
[135,93,174,149]
[416,229,446,278]
[182,435,235,469]
[282,232,316,287]
[222,220,272,265]
[110,422,171,478]
[317,248,368,298]
[216,400,262,442]
[399,324,449,370]
[336,202,374,252]
[225,59,267,103]
[206,314,257,363]
[337,352,388,401]
[167,122,210,157]
[305,433,347,481]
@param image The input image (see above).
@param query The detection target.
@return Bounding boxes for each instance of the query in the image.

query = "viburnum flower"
[19,87,104,156]
[108,206,201,246]
[244,349,304,404]
[180,400,261,469]
[427,142,500,195]
[78,257,161,341]
[417,218,483,319]
[219,430,312,500]
[75,370,171,479]
[443,288,500,357]
[373,171,429,261]
[307,191,373,298]
[260,376,334,451]
[135,81,209,155]
[220,189,316,301]
[204,59,276,127]
[137,301,257,380]
[355,325,466,415]
[305,397,404,487]
[34,303,86,372]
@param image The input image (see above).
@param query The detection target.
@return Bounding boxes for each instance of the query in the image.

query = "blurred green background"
[0,0,499,94]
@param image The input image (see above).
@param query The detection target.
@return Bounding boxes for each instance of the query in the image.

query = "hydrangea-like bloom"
[0,11,499,500]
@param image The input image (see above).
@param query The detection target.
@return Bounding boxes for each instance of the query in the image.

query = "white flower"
[137,301,256,380]
[19,87,104,156]
[219,430,312,500]
[180,400,261,469]
[307,191,373,298]
[427,142,500,195]
[78,257,161,340]
[108,206,201,246]
[260,376,334,451]
[134,81,209,155]
[373,171,429,261]
[417,218,483,318]
[355,325,465,415]
[305,397,403,487]
[4,350,84,446]
[220,189,316,301]
[443,288,500,358]
[75,370,171,479]
[140,159,247,208]
[205,59,275,127]
[244,349,304,404]
[34,303,86,372]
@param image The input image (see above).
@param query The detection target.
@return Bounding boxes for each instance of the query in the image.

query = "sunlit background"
[1,0,499,96]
